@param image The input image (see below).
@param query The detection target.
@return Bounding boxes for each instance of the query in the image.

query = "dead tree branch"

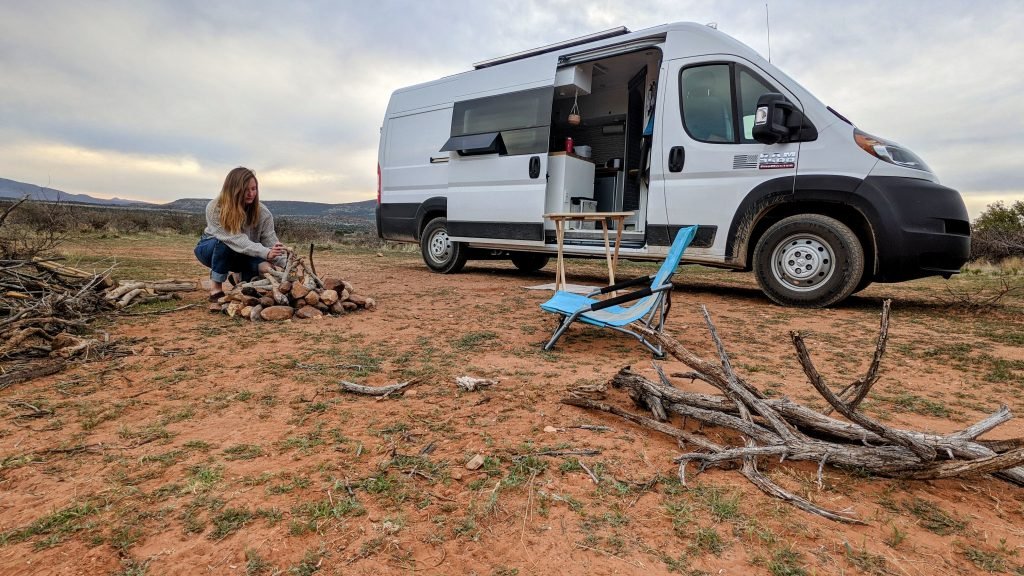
[340,379,418,397]
[563,301,1024,524]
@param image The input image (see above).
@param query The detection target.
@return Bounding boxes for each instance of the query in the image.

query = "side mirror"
[752,93,793,145]
[752,93,818,145]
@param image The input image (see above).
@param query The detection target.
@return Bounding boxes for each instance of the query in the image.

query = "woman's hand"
[267,242,286,261]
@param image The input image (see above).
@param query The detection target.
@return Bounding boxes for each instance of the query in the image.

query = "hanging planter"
[567,90,581,126]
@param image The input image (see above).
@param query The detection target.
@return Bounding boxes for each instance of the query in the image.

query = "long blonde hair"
[217,167,259,234]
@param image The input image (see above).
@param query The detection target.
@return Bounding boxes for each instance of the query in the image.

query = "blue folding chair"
[540,226,697,355]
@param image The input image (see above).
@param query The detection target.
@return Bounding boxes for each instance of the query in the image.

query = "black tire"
[853,272,873,294]
[510,252,550,272]
[420,217,467,274]
[753,214,864,308]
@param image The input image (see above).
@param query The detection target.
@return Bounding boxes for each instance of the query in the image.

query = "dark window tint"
[681,65,734,143]
[451,87,553,154]
[737,69,776,142]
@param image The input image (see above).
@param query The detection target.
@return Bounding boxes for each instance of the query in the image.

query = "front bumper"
[856,176,971,282]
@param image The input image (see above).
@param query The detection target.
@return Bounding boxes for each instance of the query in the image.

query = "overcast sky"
[1,0,1021,217]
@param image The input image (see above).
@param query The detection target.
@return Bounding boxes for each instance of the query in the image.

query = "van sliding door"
[445,86,554,247]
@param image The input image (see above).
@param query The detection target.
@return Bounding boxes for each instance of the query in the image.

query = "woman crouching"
[194,167,286,303]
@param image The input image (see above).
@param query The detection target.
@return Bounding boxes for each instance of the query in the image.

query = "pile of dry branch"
[564,301,1024,524]
[210,247,376,321]
[0,257,115,387]
[1,197,198,390]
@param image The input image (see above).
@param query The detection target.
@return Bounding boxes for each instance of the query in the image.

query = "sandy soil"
[1,234,1022,576]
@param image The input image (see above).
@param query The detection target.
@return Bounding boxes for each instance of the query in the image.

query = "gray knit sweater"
[203,199,284,266]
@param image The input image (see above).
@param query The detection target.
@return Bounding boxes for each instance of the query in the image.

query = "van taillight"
[377,164,381,204]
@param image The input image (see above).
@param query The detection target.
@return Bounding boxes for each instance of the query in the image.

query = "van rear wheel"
[753,214,864,308]
[421,217,467,273]
[510,252,549,272]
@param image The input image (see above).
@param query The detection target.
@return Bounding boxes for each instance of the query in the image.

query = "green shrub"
[971,200,1024,262]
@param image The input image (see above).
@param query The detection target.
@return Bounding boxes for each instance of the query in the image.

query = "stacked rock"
[212,274,376,321]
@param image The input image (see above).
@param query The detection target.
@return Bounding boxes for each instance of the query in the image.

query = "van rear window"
[450,87,553,155]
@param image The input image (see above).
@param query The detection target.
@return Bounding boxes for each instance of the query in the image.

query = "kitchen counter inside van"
[549,151,595,163]
[545,152,597,217]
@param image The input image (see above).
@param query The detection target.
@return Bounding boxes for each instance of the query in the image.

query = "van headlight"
[854,128,930,172]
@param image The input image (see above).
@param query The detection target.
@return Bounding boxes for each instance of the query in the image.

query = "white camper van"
[376,22,970,307]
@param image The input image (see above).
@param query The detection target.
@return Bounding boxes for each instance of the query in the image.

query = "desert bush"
[0,197,72,259]
[70,206,204,236]
[274,217,336,245]
[971,200,1024,262]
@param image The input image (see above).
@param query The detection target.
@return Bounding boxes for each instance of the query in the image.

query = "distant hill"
[164,198,376,221]
[1,177,376,222]
[0,177,147,207]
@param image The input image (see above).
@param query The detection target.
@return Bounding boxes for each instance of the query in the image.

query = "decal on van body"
[758,151,796,170]
[733,154,758,169]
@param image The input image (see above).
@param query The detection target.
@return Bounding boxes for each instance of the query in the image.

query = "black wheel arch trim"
[414,197,448,241]
[725,174,877,268]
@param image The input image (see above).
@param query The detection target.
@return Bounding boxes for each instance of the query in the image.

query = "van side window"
[680,63,787,144]
[448,87,553,155]
[738,69,776,142]
[681,65,734,143]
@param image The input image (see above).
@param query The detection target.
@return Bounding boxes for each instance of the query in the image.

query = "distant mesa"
[0,177,375,222]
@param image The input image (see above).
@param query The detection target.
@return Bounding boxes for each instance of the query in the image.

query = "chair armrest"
[588,275,654,297]
[589,287,653,311]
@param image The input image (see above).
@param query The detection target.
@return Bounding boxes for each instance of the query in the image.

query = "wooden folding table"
[543,211,633,291]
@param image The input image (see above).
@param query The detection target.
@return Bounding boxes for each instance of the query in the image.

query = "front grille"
[942,218,971,236]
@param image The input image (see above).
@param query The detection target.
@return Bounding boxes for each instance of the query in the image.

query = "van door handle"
[529,156,541,179]
[429,156,449,164]
[668,146,685,172]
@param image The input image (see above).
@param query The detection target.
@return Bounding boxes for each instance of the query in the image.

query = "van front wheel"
[510,252,550,272]
[753,214,864,308]
[421,217,467,273]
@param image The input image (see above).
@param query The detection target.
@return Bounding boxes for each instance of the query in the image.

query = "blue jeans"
[194,235,263,284]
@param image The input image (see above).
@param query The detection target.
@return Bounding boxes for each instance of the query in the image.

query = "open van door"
[652,57,800,259]
[445,86,555,247]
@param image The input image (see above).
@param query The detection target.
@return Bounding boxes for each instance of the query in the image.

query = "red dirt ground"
[1,234,1022,575]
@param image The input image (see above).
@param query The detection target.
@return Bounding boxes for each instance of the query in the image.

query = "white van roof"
[384,22,821,119]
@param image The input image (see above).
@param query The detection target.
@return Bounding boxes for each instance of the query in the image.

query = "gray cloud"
[0,0,1021,215]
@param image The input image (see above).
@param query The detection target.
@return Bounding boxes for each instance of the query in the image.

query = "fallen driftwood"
[562,300,1024,524]
[340,379,417,397]
[455,376,497,391]
[105,279,196,308]
[0,360,67,391]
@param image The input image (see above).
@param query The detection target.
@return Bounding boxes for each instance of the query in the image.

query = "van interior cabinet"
[594,170,625,215]
[544,152,596,224]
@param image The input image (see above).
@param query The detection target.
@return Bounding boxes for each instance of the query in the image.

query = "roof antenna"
[765,2,772,63]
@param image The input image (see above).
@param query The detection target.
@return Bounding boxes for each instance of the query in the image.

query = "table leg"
[613,218,624,272]
[555,220,566,291]
[601,219,614,286]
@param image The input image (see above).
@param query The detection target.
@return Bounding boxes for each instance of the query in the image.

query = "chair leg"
[636,334,664,358]
[544,319,571,350]
[651,344,666,360]
[544,311,584,350]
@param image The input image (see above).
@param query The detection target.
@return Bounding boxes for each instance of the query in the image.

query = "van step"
[545,231,645,250]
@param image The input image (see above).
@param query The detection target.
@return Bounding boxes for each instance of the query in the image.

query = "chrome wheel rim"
[770,233,834,291]
[428,229,452,264]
